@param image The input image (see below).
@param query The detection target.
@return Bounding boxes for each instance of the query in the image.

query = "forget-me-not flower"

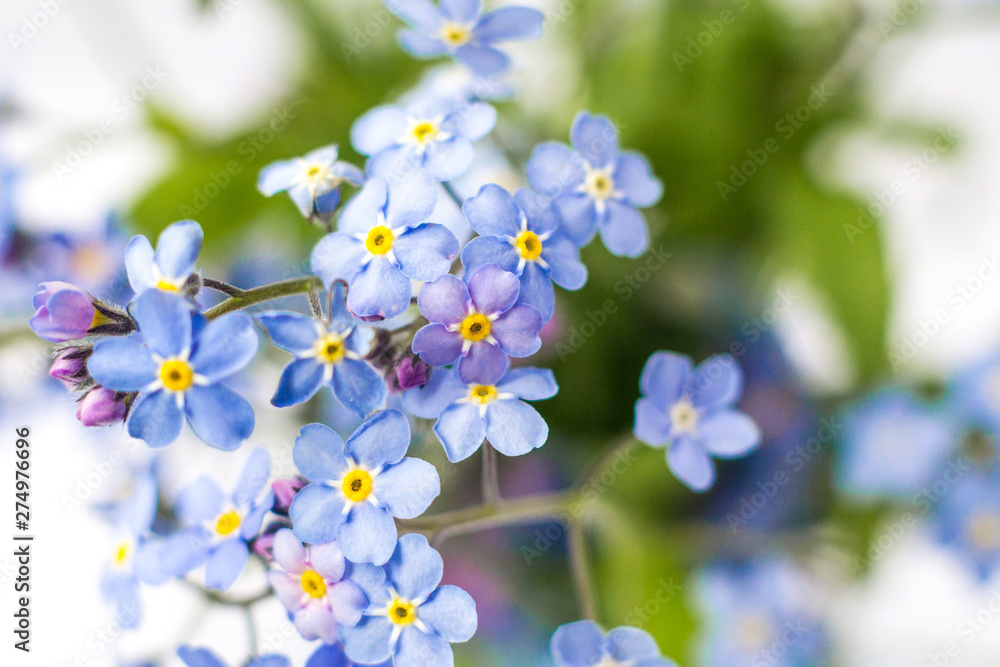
[311,172,459,320]
[934,465,1000,580]
[551,620,678,667]
[633,351,761,492]
[527,112,663,257]
[341,534,477,666]
[412,262,544,385]
[289,409,440,565]
[87,290,259,450]
[403,366,557,462]
[178,647,290,667]
[125,219,204,294]
[258,145,364,218]
[461,184,587,321]
[307,643,391,667]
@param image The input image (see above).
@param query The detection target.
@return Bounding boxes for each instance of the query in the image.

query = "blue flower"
[307,643,391,667]
[288,410,440,565]
[412,262,544,385]
[950,352,1000,436]
[934,465,1000,580]
[633,351,761,492]
[87,290,259,450]
[341,534,477,666]
[551,620,678,667]
[527,112,663,257]
[267,529,367,643]
[124,219,204,294]
[386,0,544,77]
[693,559,828,667]
[257,283,387,417]
[403,366,557,461]
[461,184,587,321]
[177,646,289,667]
[352,98,496,182]
[836,389,956,501]
[258,145,364,218]
[164,449,275,591]
[311,172,459,320]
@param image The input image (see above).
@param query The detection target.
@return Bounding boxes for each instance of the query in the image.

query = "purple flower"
[412,263,543,385]
[272,477,307,517]
[50,347,89,388]
[29,281,100,342]
[267,528,367,643]
[395,356,431,390]
[633,351,761,492]
[76,387,127,427]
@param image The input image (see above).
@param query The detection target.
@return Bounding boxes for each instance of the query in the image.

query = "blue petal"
[419,585,477,641]
[332,160,364,186]
[395,628,453,667]
[304,144,339,164]
[346,409,411,469]
[402,367,466,419]
[328,280,355,332]
[423,138,474,181]
[490,304,543,356]
[527,142,582,198]
[515,261,554,322]
[177,647,226,667]
[339,502,398,565]
[290,484,346,545]
[338,178,388,235]
[386,169,437,229]
[374,458,440,519]
[441,0,481,23]
[542,233,588,290]
[455,43,510,76]
[473,7,543,43]
[416,274,470,325]
[640,351,691,404]
[257,311,318,354]
[311,233,368,287]
[347,561,391,607]
[553,194,598,246]
[485,399,548,456]
[496,367,557,400]
[288,183,316,217]
[234,448,271,507]
[686,354,743,410]
[434,403,486,462]
[667,438,715,492]
[184,384,255,451]
[190,312,258,381]
[154,220,203,281]
[393,223,459,282]
[458,341,509,385]
[633,398,671,447]
[127,390,184,448]
[412,323,464,366]
[205,539,249,591]
[387,0,443,31]
[600,201,649,258]
[462,183,521,236]
[551,620,605,667]
[272,358,326,408]
[241,489,274,540]
[365,145,418,182]
[177,476,225,524]
[466,262,519,315]
[606,626,661,661]
[293,423,348,482]
[460,235,519,276]
[399,29,449,58]
[257,159,299,196]
[615,151,663,208]
[342,616,394,665]
[87,337,157,391]
[450,102,496,142]
[514,188,559,235]
[124,235,156,293]
[352,106,408,156]
[134,290,192,358]
[333,358,388,417]
[386,533,442,600]
[347,257,412,320]
[159,529,211,576]
[306,643,352,667]
[571,113,619,167]
[699,410,761,458]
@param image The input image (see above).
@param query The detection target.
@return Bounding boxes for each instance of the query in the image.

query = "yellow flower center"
[670,400,698,434]
[314,333,347,364]
[388,598,418,625]
[342,469,373,502]
[160,359,194,392]
[215,511,242,536]
[366,225,394,255]
[301,570,328,599]
[411,121,439,144]
[440,22,472,47]
[460,313,491,342]
[967,511,1000,552]
[584,168,615,200]
[156,279,180,292]
[469,385,498,404]
[515,231,543,261]
[113,541,131,566]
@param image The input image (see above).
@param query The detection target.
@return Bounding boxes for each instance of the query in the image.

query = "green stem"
[482,442,500,505]
[399,491,572,543]
[567,520,597,620]
[203,276,325,320]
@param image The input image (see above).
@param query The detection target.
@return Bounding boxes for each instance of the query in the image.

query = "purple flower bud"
[50,348,88,388]
[76,387,127,427]
[396,356,430,390]
[271,476,306,516]
[30,282,97,342]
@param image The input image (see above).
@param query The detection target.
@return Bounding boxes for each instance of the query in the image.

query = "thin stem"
[201,278,244,298]
[399,491,571,543]
[181,578,273,607]
[567,520,598,621]
[481,442,501,505]
[442,180,465,208]
[203,276,325,320]
[243,606,258,656]
[576,434,639,492]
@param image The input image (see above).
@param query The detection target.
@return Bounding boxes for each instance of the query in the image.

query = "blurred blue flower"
[527,112,663,257]
[412,262,543,385]
[386,0,543,77]
[257,283,387,417]
[267,528,366,643]
[124,219,203,295]
[352,98,496,182]
[634,351,761,492]
[694,559,827,667]
[164,449,275,591]
[341,534,477,665]
[177,646,289,667]
[307,643,391,667]
[950,352,1000,437]
[258,145,364,218]
[403,366,557,461]
[551,620,678,667]
[461,184,587,321]
[289,410,440,565]
[836,389,956,501]
[934,465,1000,580]
[311,172,459,320]
[87,290,259,449]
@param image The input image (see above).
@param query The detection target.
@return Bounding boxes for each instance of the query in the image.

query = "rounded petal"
[272,358,326,408]
[460,235,519,275]
[451,102,496,142]
[294,605,339,643]
[454,43,510,77]
[127,390,184,448]
[402,367,466,419]
[527,142,582,198]
[352,106,408,156]
[633,398,671,447]
[497,367,557,400]
[393,223,459,282]
[423,139,475,181]
[441,0,481,22]
[124,235,156,292]
[328,579,367,625]
[257,159,299,196]
[311,233,368,286]
[395,628,454,667]
[155,220,203,281]
[293,423,348,483]
[256,311,318,354]
[485,399,548,456]
[399,29,449,57]
[607,626,662,661]
[190,313,259,381]
[466,263,519,315]
[515,262,554,322]
[412,323,464,366]
[346,409,411,469]
[416,274,470,325]
[332,358,388,417]
[667,438,716,492]
[686,354,743,410]
[386,533,442,600]
[462,183,521,236]
[342,616,394,665]
[234,448,271,506]
[699,410,761,458]
[307,643,353,667]
[347,257,412,320]
[434,403,487,462]
[178,647,226,667]
[420,585,477,641]
[273,528,308,573]
[473,6,543,43]
[309,540,346,582]
[491,304,543,357]
[133,290,192,358]
[290,484,347,545]
[388,0,444,31]
[87,337,157,391]
[571,113,619,167]
[177,476,226,524]
[375,458,440,519]
[184,384,255,451]
[542,233,588,290]
[205,539,248,591]
[551,620,605,667]
[600,201,649,258]
[615,151,663,208]
[386,169,437,230]
[338,502,398,565]
[457,341,508,385]
[553,194,598,246]
[337,178,389,236]
[640,351,692,403]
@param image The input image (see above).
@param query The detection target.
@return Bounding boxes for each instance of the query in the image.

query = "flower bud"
[395,356,430,390]
[30,282,99,342]
[76,387,127,427]
[50,347,91,389]
[271,476,306,516]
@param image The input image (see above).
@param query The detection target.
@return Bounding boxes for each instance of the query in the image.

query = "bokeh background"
[3,0,1000,665]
